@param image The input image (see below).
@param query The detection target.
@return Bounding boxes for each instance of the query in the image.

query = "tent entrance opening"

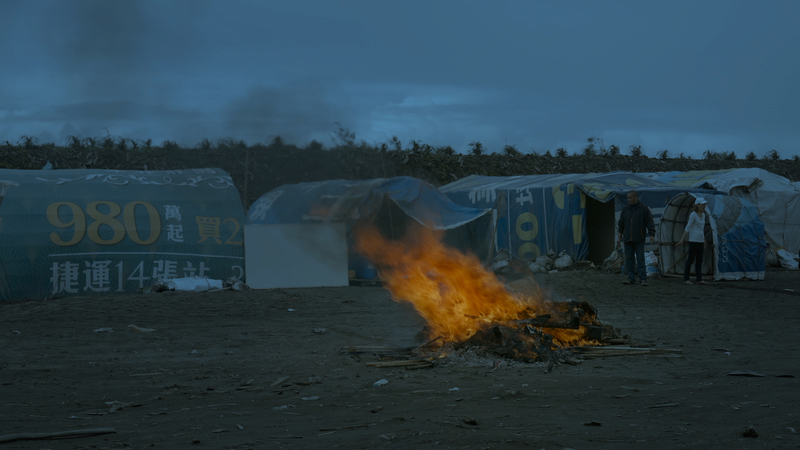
[586,197,615,265]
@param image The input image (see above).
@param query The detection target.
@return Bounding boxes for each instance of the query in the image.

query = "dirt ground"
[2,268,799,450]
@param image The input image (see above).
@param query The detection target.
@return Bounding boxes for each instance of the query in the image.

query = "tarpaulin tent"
[0,168,246,302]
[247,176,493,277]
[645,169,800,256]
[658,193,766,280]
[440,172,718,264]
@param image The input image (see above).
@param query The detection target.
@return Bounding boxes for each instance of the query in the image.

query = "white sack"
[527,263,545,274]
[169,277,224,292]
[776,249,799,270]
[554,252,573,269]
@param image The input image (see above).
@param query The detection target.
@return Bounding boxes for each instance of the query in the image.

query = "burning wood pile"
[352,225,642,369]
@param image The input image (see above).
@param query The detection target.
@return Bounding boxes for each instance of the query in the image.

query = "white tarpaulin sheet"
[646,169,800,258]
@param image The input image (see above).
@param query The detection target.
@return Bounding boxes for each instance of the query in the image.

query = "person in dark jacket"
[617,190,656,286]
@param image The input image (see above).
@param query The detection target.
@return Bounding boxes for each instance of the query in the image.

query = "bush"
[629,145,644,157]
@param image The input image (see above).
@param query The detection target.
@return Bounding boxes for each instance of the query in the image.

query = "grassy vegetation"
[1,133,797,209]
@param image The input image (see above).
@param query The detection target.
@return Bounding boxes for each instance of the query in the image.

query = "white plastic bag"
[645,251,659,275]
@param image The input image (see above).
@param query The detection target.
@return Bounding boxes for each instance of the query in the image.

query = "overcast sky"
[2,0,798,157]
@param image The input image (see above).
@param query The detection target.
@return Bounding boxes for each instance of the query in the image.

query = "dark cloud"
[0,1,798,156]
[29,1,148,99]
[23,0,208,103]
[223,82,352,146]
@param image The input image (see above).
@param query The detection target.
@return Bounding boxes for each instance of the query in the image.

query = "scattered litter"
[727,371,765,377]
[128,324,155,333]
[448,387,459,391]
[270,376,290,387]
[106,401,130,412]
[647,403,680,408]
[373,379,389,387]
[742,426,758,438]
[489,260,509,273]
[788,427,797,434]
[301,396,320,401]
[93,328,113,332]
[225,277,251,291]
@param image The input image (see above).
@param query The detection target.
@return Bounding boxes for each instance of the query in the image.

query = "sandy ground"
[1,269,799,449]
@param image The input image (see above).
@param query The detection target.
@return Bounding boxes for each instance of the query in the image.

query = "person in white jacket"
[675,198,709,285]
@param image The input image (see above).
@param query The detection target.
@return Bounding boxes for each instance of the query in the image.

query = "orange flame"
[354,224,569,345]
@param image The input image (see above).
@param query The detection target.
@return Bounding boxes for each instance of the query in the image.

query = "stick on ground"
[0,428,116,444]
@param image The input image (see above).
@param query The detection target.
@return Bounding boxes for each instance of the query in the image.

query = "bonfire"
[353,224,629,368]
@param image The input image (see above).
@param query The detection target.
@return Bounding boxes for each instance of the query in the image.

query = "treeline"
[1,133,797,209]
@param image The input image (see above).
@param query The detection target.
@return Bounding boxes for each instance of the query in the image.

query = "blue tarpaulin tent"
[440,172,718,264]
[0,168,246,301]
[658,192,766,280]
[247,176,493,277]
